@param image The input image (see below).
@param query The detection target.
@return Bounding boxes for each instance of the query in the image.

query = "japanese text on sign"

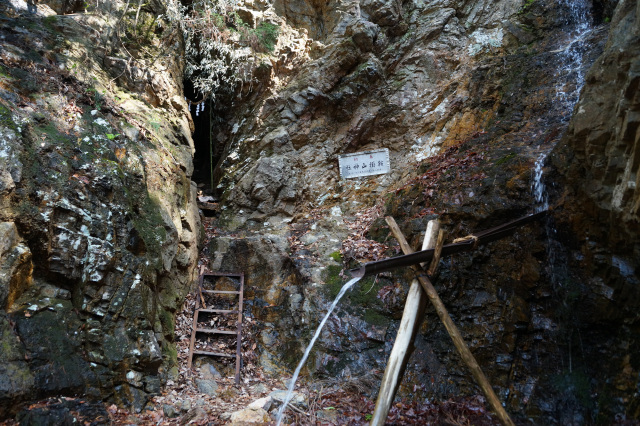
[338,149,390,179]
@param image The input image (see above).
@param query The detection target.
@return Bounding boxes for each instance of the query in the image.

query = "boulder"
[201,363,223,380]
[195,379,218,397]
[179,407,207,425]
[228,406,270,425]
[163,404,179,419]
[269,390,307,408]
[248,396,273,412]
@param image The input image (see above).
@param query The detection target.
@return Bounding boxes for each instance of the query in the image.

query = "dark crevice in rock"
[184,79,214,190]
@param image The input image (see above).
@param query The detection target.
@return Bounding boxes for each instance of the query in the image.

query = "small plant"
[164,0,279,101]
[247,21,279,53]
[519,0,536,14]
[86,86,103,110]
[105,133,119,140]
[43,15,57,31]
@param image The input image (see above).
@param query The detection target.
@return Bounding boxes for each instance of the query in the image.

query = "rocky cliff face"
[0,0,200,416]
[202,0,639,422]
[554,0,639,267]
[214,0,610,224]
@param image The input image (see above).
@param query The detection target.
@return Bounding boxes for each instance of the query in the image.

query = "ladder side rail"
[235,273,244,384]
[187,310,200,369]
[189,266,206,369]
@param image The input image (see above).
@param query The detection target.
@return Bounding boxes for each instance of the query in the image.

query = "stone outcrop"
[0,0,199,416]
[0,222,33,309]
[554,0,639,258]
[215,0,605,227]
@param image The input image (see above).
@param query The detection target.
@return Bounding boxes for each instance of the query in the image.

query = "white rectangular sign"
[339,149,390,179]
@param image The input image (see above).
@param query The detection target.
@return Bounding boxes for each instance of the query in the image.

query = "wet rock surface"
[16,398,110,426]
[550,0,640,420]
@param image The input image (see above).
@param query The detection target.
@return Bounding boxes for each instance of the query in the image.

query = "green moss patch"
[0,64,11,79]
[363,309,388,326]
[131,193,167,267]
[323,265,383,305]
[494,152,516,165]
[329,251,342,263]
[0,103,17,130]
[322,266,390,327]
[34,122,73,147]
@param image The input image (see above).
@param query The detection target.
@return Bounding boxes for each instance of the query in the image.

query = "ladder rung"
[195,328,237,335]
[202,290,240,295]
[202,273,243,278]
[192,350,236,358]
[197,308,238,314]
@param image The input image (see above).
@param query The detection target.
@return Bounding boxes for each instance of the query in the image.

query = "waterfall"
[532,153,550,213]
[534,0,594,206]
[525,2,596,383]
[554,0,593,108]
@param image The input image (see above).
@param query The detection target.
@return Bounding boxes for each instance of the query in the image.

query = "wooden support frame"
[374,217,515,426]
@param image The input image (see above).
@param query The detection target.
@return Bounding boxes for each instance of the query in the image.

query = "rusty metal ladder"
[187,268,244,384]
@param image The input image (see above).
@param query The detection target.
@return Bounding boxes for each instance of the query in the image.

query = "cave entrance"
[184,79,216,195]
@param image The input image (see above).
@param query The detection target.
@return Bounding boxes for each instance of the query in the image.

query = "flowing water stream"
[526,0,595,382]
[275,276,362,426]
[554,0,592,108]
[532,0,593,206]
[532,153,550,213]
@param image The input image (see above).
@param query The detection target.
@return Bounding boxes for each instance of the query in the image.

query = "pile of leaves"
[340,204,390,264]
[393,142,486,218]
[381,396,499,425]
[280,389,500,425]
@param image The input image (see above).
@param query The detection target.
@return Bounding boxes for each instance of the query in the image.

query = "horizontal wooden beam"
[351,210,547,278]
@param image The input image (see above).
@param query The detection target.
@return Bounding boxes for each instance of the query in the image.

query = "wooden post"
[382,217,515,426]
[370,220,440,426]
